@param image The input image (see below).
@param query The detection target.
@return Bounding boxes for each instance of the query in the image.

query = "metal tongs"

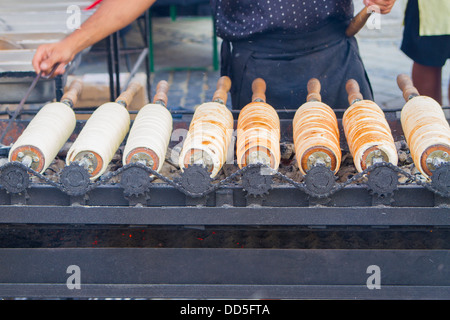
[0,65,59,155]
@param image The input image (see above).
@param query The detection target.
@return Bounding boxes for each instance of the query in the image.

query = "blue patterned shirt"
[211,0,354,40]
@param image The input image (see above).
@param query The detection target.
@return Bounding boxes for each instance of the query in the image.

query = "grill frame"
[0,109,449,300]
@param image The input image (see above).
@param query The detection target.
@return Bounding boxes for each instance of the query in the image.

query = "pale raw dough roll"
[179,102,234,178]
[66,102,130,180]
[400,96,450,177]
[236,101,280,170]
[343,100,398,172]
[293,101,341,175]
[9,102,76,173]
[123,103,173,172]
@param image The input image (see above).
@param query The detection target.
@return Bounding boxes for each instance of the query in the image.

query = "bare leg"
[412,62,442,105]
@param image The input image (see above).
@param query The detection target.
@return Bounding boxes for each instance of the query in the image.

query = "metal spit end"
[11,148,44,172]
[188,150,214,173]
[130,151,155,168]
[247,150,271,166]
[73,151,99,175]
[364,148,389,168]
[306,151,333,171]
[425,150,450,172]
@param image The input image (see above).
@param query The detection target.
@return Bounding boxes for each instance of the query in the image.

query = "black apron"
[220,21,373,110]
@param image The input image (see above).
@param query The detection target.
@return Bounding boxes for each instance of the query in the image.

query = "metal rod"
[121,48,149,93]
[106,35,116,101]
[112,32,121,98]
[144,9,152,97]
[148,9,154,73]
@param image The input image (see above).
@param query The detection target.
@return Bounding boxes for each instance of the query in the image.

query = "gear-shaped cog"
[304,164,336,198]
[120,164,152,197]
[366,165,398,198]
[430,162,450,197]
[0,161,30,194]
[178,164,212,195]
[241,165,273,197]
[60,162,91,196]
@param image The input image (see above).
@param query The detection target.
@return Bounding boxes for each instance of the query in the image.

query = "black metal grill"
[0,109,449,300]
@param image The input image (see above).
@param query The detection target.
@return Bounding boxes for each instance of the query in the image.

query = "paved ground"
[75,0,449,111]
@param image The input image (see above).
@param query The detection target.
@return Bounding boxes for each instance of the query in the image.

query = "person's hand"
[32,41,75,76]
[363,0,396,14]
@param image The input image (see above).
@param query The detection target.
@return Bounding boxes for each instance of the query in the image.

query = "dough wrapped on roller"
[397,74,450,178]
[293,78,341,175]
[9,103,76,173]
[343,79,398,172]
[179,76,234,178]
[66,102,130,180]
[8,78,82,173]
[123,80,173,173]
[236,78,280,170]
[66,80,141,180]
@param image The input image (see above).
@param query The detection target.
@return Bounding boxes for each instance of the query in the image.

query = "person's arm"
[32,0,156,76]
[364,0,397,14]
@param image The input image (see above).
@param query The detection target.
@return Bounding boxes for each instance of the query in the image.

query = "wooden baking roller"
[397,74,450,178]
[343,79,398,172]
[293,78,341,175]
[236,78,281,170]
[122,80,173,173]
[115,81,142,108]
[65,78,142,180]
[8,78,83,173]
[178,76,234,178]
